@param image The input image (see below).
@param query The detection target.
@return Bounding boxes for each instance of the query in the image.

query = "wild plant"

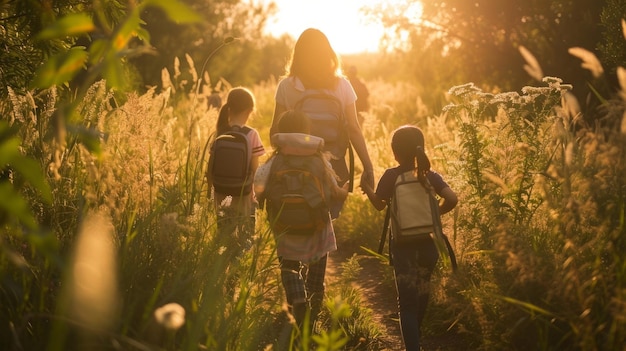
[442,67,626,349]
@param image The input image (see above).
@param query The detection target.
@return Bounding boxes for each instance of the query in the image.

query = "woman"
[270,28,374,217]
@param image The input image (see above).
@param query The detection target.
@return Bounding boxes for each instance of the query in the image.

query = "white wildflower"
[542,76,563,84]
[154,303,186,331]
[521,86,550,96]
[448,83,480,97]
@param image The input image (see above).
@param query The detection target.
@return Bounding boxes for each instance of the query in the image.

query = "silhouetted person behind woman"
[346,65,370,123]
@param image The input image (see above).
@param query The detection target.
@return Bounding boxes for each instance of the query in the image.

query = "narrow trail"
[327,243,405,351]
[326,241,469,351]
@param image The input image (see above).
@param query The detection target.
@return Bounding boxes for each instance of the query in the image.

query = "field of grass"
[1,49,625,351]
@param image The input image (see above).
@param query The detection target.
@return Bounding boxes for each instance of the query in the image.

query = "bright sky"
[262,0,387,54]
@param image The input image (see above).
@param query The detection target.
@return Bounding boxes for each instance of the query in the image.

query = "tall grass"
[1,52,388,350]
[2,56,285,349]
[434,74,626,350]
[2,31,625,351]
[334,68,625,350]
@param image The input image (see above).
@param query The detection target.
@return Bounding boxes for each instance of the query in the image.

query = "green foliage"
[31,0,199,92]
[441,75,626,349]
[3,2,625,349]
[320,287,386,350]
[129,0,286,90]
[367,0,624,116]
[0,123,52,211]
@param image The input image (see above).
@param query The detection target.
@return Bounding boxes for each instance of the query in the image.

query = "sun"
[263,0,421,55]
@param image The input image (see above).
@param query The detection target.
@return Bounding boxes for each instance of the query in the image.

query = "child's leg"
[304,254,328,320]
[279,258,308,326]
[392,241,438,351]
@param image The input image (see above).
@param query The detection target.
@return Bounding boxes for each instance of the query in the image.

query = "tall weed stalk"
[444,75,626,349]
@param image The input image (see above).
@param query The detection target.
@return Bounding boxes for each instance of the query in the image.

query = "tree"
[129,0,280,90]
[0,0,124,96]
[367,0,625,117]
[0,0,285,99]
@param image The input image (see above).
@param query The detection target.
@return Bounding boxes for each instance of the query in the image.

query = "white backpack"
[378,169,458,271]
[391,170,440,244]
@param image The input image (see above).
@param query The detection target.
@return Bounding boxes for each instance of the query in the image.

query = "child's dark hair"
[276,110,311,134]
[216,87,255,135]
[391,125,431,179]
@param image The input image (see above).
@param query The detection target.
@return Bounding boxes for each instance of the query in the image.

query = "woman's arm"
[344,102,374,189]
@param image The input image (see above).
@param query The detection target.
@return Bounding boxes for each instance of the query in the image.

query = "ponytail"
[415,145,431,181]
[216,102,230,136]
[391,125,431,180]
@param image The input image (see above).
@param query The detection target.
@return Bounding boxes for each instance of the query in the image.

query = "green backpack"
[264,153,332,236]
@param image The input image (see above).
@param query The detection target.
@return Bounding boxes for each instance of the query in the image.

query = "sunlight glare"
[263,0,405,54]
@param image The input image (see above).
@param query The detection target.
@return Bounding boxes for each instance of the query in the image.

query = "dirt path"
[327,241,469,351]
[327,243,405,350]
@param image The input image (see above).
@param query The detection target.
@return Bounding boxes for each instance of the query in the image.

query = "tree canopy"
[0,0,290,98]
[367,0,626,116]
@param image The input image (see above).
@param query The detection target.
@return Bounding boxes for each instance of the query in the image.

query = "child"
[360,125,458,351]
[206,87,265,245]
[255,110,348,332]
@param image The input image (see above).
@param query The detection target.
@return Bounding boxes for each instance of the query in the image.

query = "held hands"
[359,170,375,195]
[359,181,374,197]
[359,170,387,211]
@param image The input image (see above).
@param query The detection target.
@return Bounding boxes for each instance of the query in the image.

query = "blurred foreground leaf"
[145,0,203,23]
[31,47,88,88]
[35,13,95,40]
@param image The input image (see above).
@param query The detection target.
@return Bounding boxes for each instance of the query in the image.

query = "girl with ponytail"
[360,125,457,351]
[206,87,266,250]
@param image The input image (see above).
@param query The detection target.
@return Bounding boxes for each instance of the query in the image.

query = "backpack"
[295,91,350,156]
[294,91,354,192]
[264,153,331,236]
[390,170,441,244]
[378,169,458,271]
[209,125,253,196]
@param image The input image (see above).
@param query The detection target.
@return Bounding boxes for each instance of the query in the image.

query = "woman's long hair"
[391,125,431,181]
[287,28,340,90]
[215,87,255,136]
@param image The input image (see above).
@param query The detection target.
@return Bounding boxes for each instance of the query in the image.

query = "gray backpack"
[209,126,253,196]
[294,92,349,159]
[294,91,354,193]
